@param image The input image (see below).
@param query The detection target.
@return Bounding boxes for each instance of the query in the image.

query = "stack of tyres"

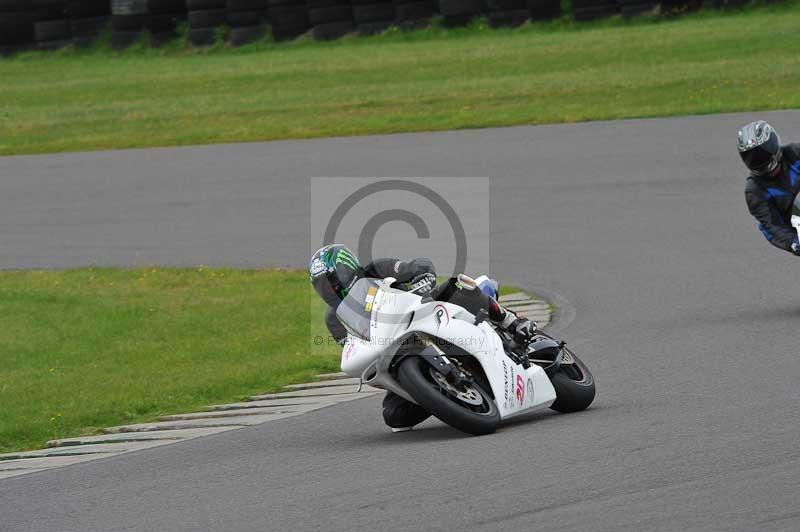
[571,0,619,20]
[148,0,186,47]
[660,0,700,14]
[188,0,227,46]
[0,0,35,56]
[438,0,482,27]
[34,0,71,50]
[226,0,267,46]
[69,0,109,47]
[351,0,394,35]
[268,0,309,41]
[308,0,353,40]
[392,0,436,30]
[618,0,658,18]
[711,0,747,7]
[485,0,528,27]
[111,0,149,49]
[527,0,559,20]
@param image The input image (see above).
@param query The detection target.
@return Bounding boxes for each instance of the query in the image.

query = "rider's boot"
[382,391,430,432]
[494,309,536,340]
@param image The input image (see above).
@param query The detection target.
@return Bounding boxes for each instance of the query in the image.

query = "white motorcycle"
[337,274,595,435]
[791,196,800,239]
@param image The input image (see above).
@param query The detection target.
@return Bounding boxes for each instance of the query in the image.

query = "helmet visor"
[741,131,780,175]
[313,273,344,306]
[743,147,776,173]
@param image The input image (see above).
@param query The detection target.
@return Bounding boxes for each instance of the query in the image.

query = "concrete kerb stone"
[0,441,182,460]
[284,377,362,390]
[103,413,315,433]
[498,292,552,327]
[0,454,127,472]
[45,426,241,447]
[0,468,50,480]
[159,404,325,421]
[316,372,350,380]
[248,384,381,400]
[207,394,366,411]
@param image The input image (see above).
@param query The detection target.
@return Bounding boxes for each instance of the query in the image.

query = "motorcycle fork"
[415,336,474,388]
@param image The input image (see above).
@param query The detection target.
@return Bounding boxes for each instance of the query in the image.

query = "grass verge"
[0,268,338,453]
[1,3,798,155]
[0,267,527,453]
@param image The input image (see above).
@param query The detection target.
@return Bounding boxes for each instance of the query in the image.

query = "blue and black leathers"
[744,143,800,254]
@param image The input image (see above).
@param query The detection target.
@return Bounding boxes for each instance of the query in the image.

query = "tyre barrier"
[661,0,701,14]
[188,0,226,46]
[0,0,774,55]
[34,0,72,50]
[70,0,111,47]
[226,0,266,46]
[268,0,310,41]
[618,0,657,18]
[485,0,528,28]
[111,0,148,49]
[572,0,620,21]
[149,0,186,47]
[0,0,35,56]
[393,0,436,30]
[438,0,481,27]
[352,0,395,35]
[527,0,560,20]
[308,0,354,40]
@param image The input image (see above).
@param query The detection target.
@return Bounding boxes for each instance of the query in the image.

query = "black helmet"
[309,244,360,306]
[737,120,782,177]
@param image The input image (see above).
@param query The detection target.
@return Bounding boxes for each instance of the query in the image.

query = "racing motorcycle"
[337,274,595,435]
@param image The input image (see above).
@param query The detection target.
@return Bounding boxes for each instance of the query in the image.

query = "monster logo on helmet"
[309,244,361,306]
[330,246,359,271]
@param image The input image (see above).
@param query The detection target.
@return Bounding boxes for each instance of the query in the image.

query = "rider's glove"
[407,258,435,278]
[791,241,800,256]
[399,273,436,294]
[510,318,536,344]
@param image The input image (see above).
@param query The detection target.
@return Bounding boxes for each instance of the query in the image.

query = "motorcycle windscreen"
[336,278,381,341]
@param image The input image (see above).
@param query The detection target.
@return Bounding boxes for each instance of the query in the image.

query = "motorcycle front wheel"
[397,355,500,436]
[549,348,596,413]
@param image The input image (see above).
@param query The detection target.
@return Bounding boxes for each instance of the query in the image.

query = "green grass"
[0,268,526,453]
[0,268,340,453]
[1,3,798,155]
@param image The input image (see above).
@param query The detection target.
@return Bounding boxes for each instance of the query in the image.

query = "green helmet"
[309,244,360,306]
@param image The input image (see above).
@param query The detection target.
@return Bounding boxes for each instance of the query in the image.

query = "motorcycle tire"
[397,355,499,436]
[549,349,596,413]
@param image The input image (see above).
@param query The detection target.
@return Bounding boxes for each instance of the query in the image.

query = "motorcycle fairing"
[338,278,556,420]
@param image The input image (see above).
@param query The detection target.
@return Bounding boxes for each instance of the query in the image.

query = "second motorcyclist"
[739,120,800,255]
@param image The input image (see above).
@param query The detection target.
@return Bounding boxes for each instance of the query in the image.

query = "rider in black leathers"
[740,121,800,255]
[309,244,534,431]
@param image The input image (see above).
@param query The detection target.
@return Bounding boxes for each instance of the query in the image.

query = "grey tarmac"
[2,110,800,532]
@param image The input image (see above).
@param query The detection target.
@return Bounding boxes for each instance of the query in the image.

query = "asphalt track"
[2,110,800,532]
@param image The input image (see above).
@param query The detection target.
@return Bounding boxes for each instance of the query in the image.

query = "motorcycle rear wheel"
[549,349,596,413]
[397,355,500,436]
